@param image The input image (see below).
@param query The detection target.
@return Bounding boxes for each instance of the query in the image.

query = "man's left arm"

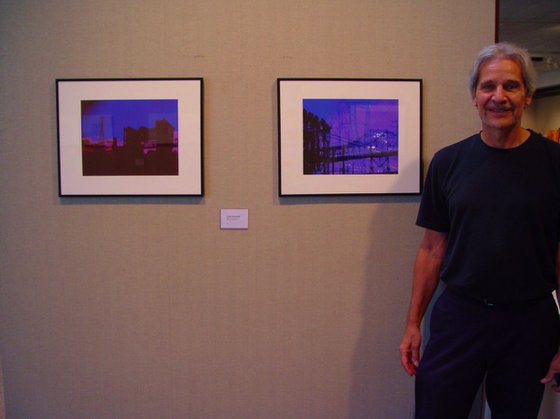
[540,244,560,392]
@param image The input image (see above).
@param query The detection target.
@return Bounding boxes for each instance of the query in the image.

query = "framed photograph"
[56,78,203,196]
[277,78,422,196]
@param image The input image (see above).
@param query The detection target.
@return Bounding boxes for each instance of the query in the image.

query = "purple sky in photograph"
[303,99,398,146]
[81,99,178,145]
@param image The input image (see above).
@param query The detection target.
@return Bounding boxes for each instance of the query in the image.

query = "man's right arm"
[399,228,448,376]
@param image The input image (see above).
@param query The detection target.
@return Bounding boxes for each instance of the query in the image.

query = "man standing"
[400,42,560,419]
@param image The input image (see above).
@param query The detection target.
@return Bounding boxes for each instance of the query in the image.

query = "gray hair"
[467,42,537,98]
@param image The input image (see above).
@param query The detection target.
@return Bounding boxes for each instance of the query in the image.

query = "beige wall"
[0,359,4,419]
[0,1,495,418]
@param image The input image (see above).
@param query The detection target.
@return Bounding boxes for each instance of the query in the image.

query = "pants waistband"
[446,285,552,308]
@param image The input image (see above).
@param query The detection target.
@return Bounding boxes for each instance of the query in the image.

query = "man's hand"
[400,324,422,376]
[399,229,446,377]
[540,352,560,393]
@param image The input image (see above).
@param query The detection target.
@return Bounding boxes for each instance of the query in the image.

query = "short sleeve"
[416,153,450,232]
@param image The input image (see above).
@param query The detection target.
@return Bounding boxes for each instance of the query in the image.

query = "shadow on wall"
[346,194,484,419]
[348,196,420,419]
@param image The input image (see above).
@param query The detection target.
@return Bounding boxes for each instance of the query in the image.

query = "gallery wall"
[524,94,560,139]
[0,1,500,418]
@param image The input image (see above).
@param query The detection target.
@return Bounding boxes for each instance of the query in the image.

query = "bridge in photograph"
[321,144,398,163]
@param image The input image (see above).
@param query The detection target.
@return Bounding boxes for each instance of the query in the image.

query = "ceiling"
[498,0,560,76]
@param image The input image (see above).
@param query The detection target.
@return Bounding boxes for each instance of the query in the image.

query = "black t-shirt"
[417,131,560,302]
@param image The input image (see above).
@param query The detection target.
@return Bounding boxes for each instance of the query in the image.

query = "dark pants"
[415,288,560,419]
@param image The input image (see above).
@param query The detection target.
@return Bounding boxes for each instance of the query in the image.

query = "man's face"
[473,58,532,132]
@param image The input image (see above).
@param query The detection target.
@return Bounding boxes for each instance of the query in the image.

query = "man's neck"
[480,126,531,149]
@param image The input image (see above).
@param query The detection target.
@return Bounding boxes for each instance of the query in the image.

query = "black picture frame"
[56,78,203,196]
[277,78,422,196]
